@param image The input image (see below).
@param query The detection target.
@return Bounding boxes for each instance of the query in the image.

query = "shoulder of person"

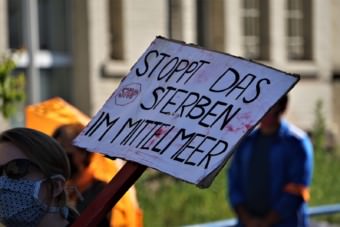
[282,120,308,140]
[234,127,259,152]
[245,126,260,139]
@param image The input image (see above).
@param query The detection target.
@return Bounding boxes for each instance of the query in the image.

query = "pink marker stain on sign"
[193,70,210,84]
[236,112,252,120]
[224,122,254,134]
[224,125,242,133]
[155,127,165,137]
[243,123,253,131]
[223,112,255,133]
[236,112,254,132]
[147,127,168,147]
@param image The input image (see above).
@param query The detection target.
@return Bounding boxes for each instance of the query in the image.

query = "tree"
[0,56,26,119]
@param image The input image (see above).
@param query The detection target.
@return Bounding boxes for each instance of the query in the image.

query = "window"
[7,0,24,49]
[7,0,72,102]
[40,0,71,52]
[196,0,225,52]
[109,0,124,60]
[242,0,269,60]
[286,0,312,60]
[168,0,183,40]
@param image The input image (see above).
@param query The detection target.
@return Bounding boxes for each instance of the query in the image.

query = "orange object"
[25,97,143,227]
[72,161,146,227]
[284,183,310,201]
[25,97,90,135]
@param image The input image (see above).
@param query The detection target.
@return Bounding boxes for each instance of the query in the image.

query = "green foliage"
[136,166,234,227]
[313,100,326,152]
[309,150,340,223]
[0,56,26,119]
[136,151,340,226]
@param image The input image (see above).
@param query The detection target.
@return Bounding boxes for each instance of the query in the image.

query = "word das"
[210,68,271,103]
[84,111,228,169]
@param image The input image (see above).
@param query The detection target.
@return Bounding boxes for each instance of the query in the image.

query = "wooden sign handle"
[71,161,147,227]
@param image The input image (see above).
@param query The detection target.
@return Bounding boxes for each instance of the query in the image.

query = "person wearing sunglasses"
[0,127,77,227]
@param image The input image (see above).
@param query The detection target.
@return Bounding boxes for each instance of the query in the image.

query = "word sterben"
[140,86,241,131]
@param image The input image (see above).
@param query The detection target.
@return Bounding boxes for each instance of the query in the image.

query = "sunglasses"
[0,159,39,179]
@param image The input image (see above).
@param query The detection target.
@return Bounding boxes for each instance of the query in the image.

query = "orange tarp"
[25,97,143,227]
[25,97,90,136]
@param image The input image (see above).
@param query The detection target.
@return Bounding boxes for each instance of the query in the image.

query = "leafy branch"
[0,56,26,119]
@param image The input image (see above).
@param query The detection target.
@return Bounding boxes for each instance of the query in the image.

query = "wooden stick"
[71,161,147,227]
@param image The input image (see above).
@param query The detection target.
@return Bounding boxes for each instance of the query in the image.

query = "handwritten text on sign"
[74,37,299,187]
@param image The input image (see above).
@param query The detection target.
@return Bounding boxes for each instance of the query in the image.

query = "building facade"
[0,0,339,138]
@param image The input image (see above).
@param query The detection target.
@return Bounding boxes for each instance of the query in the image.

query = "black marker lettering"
[147,52,171,78]
[186,96,211,120]
[209,68,239,93]
[224,73,256,100]
[184,60,210,84]
[136,50,158,77]
[111,118,143,143]
[197,140,228,169]
[140,86,165,110]
[158,57,179,80]
[243,78,271,103]
[84,111,106,136]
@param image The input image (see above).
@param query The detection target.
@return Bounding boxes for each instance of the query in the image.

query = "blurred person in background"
[53,123,111,227]
[228,94,314,227]
[0,127,77,227]
[53,123,143,227]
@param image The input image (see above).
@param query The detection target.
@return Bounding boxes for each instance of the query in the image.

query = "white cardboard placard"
[74,37,299,187]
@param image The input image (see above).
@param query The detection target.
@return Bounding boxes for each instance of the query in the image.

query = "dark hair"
[52,123,84,143]
[52,123,92,167]
[0,127,70,179]
[277,94,289,114]
[0,127,71,206]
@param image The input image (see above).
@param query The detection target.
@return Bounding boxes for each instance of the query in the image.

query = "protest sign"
[74,36,299,188]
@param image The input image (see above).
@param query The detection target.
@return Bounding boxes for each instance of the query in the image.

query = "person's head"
[260,94,289,133]
[52,123,92,179]
[0,127,71,226]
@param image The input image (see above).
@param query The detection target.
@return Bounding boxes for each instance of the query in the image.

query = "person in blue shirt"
[228,94,314,227]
